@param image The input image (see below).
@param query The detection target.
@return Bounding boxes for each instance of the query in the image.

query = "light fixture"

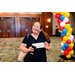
[48,18,51,23]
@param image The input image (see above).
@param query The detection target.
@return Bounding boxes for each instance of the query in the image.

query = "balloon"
[61,36,63,40]
[60,15,65,20]
[65,24,70,29]
[64,12,70,17]
[57,19,62,23]
[61,49,64,53]
[66,39,72,44]
[66,54,71,59]
[59,30,62,33]
[63,36,68,41]
[63,40,66,43]
[61,42,64,46]
[62,46,67,51]
[62,29,68,34]
[55,13,61,19]
[60,22,65,27]
[64,43,69,48]
[69,50,74,55]
[66,32,71,37]
[69,23,72,27]
[71,32,72,35]
[61,33,66,37]
[55,12,60,14]
[68,28,72,32]
[60,12,65,15]
[59,26,64,30]
[66,21,70,24]
[69,43,74,48]
[67,46,72,52]
[64,50,69,55]
[63,18,69,22]
[68,35,74,41]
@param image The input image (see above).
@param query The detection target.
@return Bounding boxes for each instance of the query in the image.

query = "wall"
[0,12,43,37]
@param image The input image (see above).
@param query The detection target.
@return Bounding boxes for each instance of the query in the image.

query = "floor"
[0,36,75,62]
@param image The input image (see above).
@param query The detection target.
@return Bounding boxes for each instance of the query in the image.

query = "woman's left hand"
[44,42,49,50]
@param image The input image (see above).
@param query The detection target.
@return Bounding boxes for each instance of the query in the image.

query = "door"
[0,17,16,38]
[1,19,8,38]
[9,18,16,37]
[20,17,40,37]
[0,19,2,38]
[20,18,27,37]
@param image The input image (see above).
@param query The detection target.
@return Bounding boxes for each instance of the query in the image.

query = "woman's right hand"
[28,46,34,52]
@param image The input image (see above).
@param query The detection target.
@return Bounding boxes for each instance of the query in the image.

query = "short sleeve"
[22,35,27,44]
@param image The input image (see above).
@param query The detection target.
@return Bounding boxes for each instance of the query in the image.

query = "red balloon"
[58,23,60,26]
[57,19,62,23]
[66,39,72,44]
[59,26,64,30]
[64,50,69,55]
[61,36,63,40]
[66,21,70,24]
[55,13,61,19]
[67,46,72,52]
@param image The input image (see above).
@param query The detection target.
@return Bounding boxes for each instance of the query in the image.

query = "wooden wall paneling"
[20,19,27,37]
[42,12,53,37]
[0,19,2,38]
[9,19,16,37]
[1,19,8,38]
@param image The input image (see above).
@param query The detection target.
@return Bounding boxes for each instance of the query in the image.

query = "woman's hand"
[44,42,49,50]
[28,46,34,52]
[44,42,52,51]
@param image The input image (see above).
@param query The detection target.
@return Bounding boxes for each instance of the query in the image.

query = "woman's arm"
[44,42,52,51]
[20,43,34,53]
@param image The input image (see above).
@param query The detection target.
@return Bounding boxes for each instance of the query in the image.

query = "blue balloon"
[69,23,72,27]
[71,32,72,35]
[61,33,66,37]
[64,43,69,48]
[71,55,73,57]
[62,29,68,34]
[62,46,67,51]
[60,15,65,20]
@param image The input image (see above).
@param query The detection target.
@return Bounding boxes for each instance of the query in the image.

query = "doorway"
[0,17,16,38]
[20,17,40,37]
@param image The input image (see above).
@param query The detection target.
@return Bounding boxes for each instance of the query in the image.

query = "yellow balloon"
[60,12,65,15]
[51,12,55,13]
[66,32,71,37]
[64,12,70,17]
[59,30,62,33]
[69,50,74,55]
[65,24,70,29]
[66,54,71,59]
[63,40,66,43]
[69,43,74,48]
[55,12,59,14]
[63,36,68,41]
[68,28,72,32]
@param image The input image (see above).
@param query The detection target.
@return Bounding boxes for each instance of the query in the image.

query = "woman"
[20,22,52,62]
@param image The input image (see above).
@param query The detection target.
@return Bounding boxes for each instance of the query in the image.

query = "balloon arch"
[52,12,74,59]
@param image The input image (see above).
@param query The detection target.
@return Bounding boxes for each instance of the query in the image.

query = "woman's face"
[32,22,42,35]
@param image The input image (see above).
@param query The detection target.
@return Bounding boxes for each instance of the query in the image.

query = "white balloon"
[68,35,74,40]
[63,18,69,22]
[53,13,56,15]
[61,49,64,53]
[60,22,65,27]
[61,42,64,46]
